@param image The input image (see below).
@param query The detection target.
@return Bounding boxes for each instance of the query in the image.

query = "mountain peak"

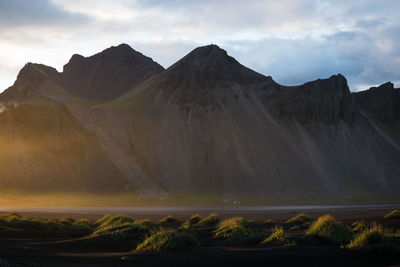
[14,63,58,86]
[97,43,136,57]
[188,44,228,58]
[60,44,164,102]
[0,63,59,101]
[167,44,267,83]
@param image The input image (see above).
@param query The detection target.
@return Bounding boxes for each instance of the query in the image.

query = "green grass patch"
[136,230,199,251]
[92,222,149,240]
[306,214,353,245]
[286,213,313,224]
[261,226,289,245]
[384,209,400,219]
[348,223,399,249]
[187,214,202,225]
[91,215,151,240]
[352,220,368,234]
[159,215,180,226]
[59,217,76,226]
[95,215,135,229]
[136,219,159,231]
[71,219,93,234]
[214,217,251,239]
[196,213,221,227]
[0,213,92,235]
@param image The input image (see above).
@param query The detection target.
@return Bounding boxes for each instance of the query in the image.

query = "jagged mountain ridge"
[1,44,164,104]
[0,44,399,201]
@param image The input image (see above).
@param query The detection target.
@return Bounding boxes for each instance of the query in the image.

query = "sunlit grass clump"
[136,230,199,251]
[187,214,202,225]
[384,210,400,219]
[261,226,288,245]
[348,223,397,249]
[91,214,150,240]
[214,217,251,239]
[351,221,367,234]
[92,222,149,239]
[159,215,181,228]
[0,213,64,231]
[0,213,93,234]
[306,214,353,245]
[95,215,135,229]
[135,219,159,231]
[196,213,221,227]
[286,213,313,224]
[71,219,93,234]
[59,217,76,226]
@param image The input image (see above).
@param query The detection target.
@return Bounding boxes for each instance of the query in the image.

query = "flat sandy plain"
[0,205,399,267]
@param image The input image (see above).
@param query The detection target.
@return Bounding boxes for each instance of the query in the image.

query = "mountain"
[59,44,164,102]
[0,43,399,202]
[0,96,126,192]
[1,44,164,104]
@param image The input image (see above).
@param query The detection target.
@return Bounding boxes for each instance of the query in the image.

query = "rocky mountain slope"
[0,44,399,202]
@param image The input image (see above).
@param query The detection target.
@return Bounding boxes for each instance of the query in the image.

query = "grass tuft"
[196,213,221,227]
[159,215,181,226]
[286,213,313,224]
[348,223,398,249]
[71,219,93,234]
[261,226,288,245]
[306,214,353,245]
[214,217,251,239]
[59,217,76,226]
[0,213,92,235]
[352,221,367,234]
[136,219,159,231]
[384,210,400,219]
[136,230,199,251]
[95,215,135,229]
[187,214,202,225]
[92,222,149,240]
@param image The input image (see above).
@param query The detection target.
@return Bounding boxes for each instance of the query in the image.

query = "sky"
[0,0,399,92]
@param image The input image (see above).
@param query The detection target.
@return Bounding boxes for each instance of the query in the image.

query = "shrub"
[196,213,221,227]
[92,222,149,240]
[95,215,135,230]
[59,217,76,226]
[136,230,199,251]
[352,221,367,234]
[42,220,66,231]
[71,219,93,234]
[348,223,395,249]
[95,215,113,226]
[306,215,353,245]
[215,217,251,239]
[384,210,400,219]
[136,219,159,231]
[159,215,180,226]
[261,226,288,245]
[187,214,202,225]
[0,213,63,231]
[286,213,312,224]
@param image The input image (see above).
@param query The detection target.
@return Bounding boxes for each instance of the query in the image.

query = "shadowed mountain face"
[1,44,164,104]
[0,44,399,201]
[59,44,164,102]
[0,96,126,192]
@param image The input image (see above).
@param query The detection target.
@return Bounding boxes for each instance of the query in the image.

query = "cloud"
[0,0,399,92]
[0,0,90,28]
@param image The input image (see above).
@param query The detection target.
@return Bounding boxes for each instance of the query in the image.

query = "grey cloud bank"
[0,0,399,92]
